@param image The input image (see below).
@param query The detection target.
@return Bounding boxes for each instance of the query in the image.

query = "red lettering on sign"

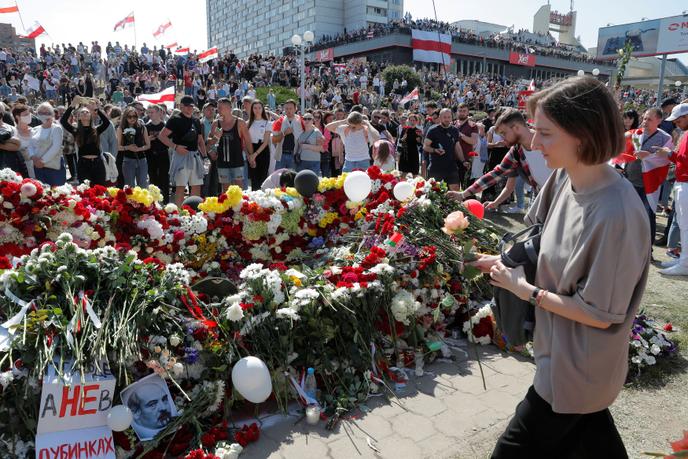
[669,21,688,31]
[59,386,80,418]
[78,440,89,458]
[78,384,99,415]
[105,436,115,453]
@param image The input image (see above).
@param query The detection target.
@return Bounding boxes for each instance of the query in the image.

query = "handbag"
[491,224,542,346]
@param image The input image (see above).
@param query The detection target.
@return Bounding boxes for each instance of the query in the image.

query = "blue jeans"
[343,159,371,172]
[122,157,148,187]
[35,163,66,186]
[515,176,525,209]
[668,210,681,249]
[298,160,321,175]
[276,152,296,170]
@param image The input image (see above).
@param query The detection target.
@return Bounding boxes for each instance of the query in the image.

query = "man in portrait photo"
[120,374,178,441]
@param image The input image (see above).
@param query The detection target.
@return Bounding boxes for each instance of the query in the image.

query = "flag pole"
[431,0,446,76]
[15,0,26,32]
[133,11,137,50]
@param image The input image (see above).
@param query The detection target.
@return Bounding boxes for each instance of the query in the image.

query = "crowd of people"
[312,16,607,65]
[1,34,686,280]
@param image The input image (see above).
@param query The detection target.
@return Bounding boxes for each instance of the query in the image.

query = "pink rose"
[442,211,469,235]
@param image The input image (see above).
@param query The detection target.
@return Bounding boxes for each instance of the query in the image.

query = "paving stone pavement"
[240,345,536,459]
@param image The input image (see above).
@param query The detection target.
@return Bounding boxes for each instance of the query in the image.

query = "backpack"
[491,224,542,346]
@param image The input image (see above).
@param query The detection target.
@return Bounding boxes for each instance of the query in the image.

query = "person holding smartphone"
[423,108,466,191]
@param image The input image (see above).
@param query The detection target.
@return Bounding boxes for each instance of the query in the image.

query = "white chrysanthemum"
[226,302,244,322]
[390,290,420,325]
[276,307,300,321]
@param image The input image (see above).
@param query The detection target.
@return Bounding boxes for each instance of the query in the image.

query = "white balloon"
[592,68,600,76]
[231,356,272,404]
[107,405,133,432]
[577,70,585,77]
[343,171,372,202]
[393,181,414,201]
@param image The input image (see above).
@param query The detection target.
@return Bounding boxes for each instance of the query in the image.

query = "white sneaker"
[658,264,688,276]
[659,259,679,269]
[503,206,525,214]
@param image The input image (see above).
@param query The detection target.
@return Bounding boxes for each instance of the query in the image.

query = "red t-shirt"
[670,132,688,183]
[456,120,478,156]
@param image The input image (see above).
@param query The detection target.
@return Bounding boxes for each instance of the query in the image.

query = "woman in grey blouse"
[473,77,650,458]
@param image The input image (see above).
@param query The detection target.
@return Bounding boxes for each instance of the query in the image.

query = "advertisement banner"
[508,52,536,67]
[657,17,688,54]
[315,48,334,62]
[596,15,688,59]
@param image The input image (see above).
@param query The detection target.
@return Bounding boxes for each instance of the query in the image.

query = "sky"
[3,0,687,62]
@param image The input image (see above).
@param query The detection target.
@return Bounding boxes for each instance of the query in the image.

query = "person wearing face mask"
[29,102,65,186]
[12,104,35,178]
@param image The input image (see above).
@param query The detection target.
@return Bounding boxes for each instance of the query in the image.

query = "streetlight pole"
[291,30,314,114]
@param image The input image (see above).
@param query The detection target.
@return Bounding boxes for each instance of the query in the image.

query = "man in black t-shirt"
[159,95,208,206]
[423,109,465,191]
[145,104,170,204]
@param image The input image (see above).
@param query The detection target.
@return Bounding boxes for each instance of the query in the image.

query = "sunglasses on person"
[303,117,314,121]
[127,114,138,119]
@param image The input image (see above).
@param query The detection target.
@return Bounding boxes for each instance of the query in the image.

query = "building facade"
[206,0,403,57]
[0,23,35,53]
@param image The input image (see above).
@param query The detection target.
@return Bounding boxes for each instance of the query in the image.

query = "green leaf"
[432,306,442,323]
[462,265,483,282]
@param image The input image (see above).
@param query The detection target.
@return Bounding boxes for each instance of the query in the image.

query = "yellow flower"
[307,228,317,236]
[290,276,303,287]
[107,187,118,197]
[285,187,300,198]
[225,185,243,208]
[354,208,367,221]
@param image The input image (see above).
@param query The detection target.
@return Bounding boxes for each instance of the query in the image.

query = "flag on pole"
[19,21,46,39]
[411,29,451,64]
[135,86,175,110]
[164,42,178,50]
[367,30,374,39]
[153,20,172,38]
[528,79,536,91]
[0,2,18,13]
[198,47,218,63]
[114,12,135,31]
[174,47,190,55]
[400,87,419,106]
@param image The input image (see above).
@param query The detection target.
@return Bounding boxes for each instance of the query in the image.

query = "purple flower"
[184,347,200,364]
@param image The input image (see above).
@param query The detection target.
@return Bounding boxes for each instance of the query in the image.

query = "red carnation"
[664,323,673,332]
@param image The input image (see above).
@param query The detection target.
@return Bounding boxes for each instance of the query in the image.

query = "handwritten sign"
[35,426,115,459]
[37,362,116,434]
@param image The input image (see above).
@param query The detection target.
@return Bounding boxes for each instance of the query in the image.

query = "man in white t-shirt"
[272,99,304,170]
[453,108,553,212]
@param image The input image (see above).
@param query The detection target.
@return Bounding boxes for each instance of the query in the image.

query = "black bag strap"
[500,224,542,267]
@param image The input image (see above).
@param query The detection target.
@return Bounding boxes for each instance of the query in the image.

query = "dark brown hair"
[527,76,625,165]
[494,108,526,129]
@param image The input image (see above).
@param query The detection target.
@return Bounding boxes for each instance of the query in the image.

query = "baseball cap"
[180,95,195,106]
[666,103,688,121]
[661,97,678,108]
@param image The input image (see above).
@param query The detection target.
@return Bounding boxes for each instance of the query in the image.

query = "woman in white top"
[12,104,35,178]
[29,102,65,186]
[246,100,272,190]
[372,139,396,172]
[326,111,380,172]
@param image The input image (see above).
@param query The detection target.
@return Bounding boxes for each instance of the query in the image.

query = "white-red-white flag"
[136,86,175,110]
[528,79,536,91]
[114,12,135,32]
[164,42,178,50]
[400,87,419,106]
[153,20,172,38]
[19,21,46,39]
[174,47,190,55]
[0,2,18,13]
[198,47,218,63]
[411,29,451,64]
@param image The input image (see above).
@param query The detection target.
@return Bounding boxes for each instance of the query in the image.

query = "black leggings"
[492,386,627,459]
[248,142,269,191]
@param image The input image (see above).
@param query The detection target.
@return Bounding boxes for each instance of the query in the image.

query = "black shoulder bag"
[491,224,542,346]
